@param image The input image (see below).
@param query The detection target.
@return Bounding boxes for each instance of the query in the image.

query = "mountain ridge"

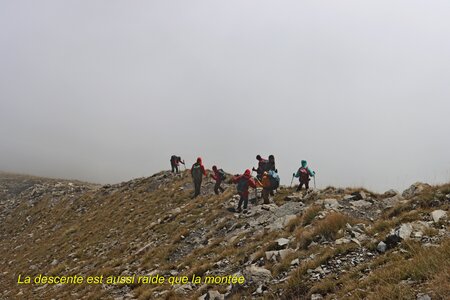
[1,171,449,299]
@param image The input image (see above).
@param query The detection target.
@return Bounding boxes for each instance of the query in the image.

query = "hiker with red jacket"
[170,155,185,173]
[252,155,268,180]
[191,157,207,198]
[211,165,226,195]
[294,160,315,191]
[232,169,257,212]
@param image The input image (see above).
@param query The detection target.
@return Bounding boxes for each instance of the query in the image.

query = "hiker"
[294,160,315,191]
[257,170,280,204]
[252,155,268,180]
[232,169,257,212]
[211,165,226,195]
[266,155,277,196]
[266,155,277,172]
[170,155,185,173]
[191,157,206,198]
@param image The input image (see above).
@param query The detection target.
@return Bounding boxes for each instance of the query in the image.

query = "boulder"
[393,223,413,240]
[206,290,225,300]
[323,198,340,210]
[416,293,431,300]
[431,210,447,223]
[402,182,430,199]
[351,200,372,208]
[382,195,404,208]
[335,237,351,245]
[276,238,290,248]
[244,265,272,284]
[311,294,324,300]
[278,249,295,260]
[377,241,387,253]
[383,189,399,198]
[265,251,278,262]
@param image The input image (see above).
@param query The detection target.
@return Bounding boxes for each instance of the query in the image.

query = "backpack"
[268,170,280,189]
[299,167,310,182]
[192,163,203,178]
[236,177,249,193]
[170,155,177,164]
[218,169,226,181]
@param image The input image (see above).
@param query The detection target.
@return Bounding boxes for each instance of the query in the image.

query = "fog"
[1,0,450,192]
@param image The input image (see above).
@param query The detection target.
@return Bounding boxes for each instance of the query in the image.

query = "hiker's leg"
[194,180,201,197]
[171,164,175,173]
[219,185,225,193]
[262,189,270,204]
[243,192,249,209]
[305,181,309,190]
[238,193,243,209]
[214,182,220,195]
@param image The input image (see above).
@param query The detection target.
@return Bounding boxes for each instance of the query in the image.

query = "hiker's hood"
[244,169,251,177]
[301,160,307,167]
[197,157,202,164]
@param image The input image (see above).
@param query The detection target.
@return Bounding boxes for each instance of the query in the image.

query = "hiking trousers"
[297,181,309,191]
[214,181,224,195]
[171,164,179,173]
[262,188,271,204]
[238,192,249,209]
[193,178,202,197]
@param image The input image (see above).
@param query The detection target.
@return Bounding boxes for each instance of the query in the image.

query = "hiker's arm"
[309,169,315,176]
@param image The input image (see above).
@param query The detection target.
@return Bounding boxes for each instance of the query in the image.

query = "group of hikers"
[170,154,315,212]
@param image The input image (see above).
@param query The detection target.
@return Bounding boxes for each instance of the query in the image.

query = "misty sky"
[1,1,450,192]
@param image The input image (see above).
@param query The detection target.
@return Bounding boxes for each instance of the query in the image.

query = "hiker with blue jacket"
[294,160,315,191]
[211,165,226,195]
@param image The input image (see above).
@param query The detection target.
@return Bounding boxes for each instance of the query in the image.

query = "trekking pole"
[313,175,316,189]
[290,174,294,187]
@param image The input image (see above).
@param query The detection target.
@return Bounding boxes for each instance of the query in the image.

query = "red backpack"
[299,167,310,182]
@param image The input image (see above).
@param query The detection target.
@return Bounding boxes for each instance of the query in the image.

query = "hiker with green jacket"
[191,157,207,198]
[294,160,315,191]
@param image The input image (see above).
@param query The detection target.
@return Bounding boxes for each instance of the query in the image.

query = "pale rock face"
[351,200,372,208]
[323,198,340,209]
[377,241,387,253]
[431,209,447,223]
[244,265,272,284]
[391,223,413,240]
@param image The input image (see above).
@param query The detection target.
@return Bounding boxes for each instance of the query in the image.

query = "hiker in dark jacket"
[266,155,277,195]
[266,155,277,172]
[170,155,185,173]
[232,169,257,212]
[252,155,268,180]
[191,157,207,198]
[211,165,225,195]
[294,160,315,191]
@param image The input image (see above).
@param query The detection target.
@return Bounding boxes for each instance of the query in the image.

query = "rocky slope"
[0,171,449,300]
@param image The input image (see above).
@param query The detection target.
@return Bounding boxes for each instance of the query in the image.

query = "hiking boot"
[236,207,242,213]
